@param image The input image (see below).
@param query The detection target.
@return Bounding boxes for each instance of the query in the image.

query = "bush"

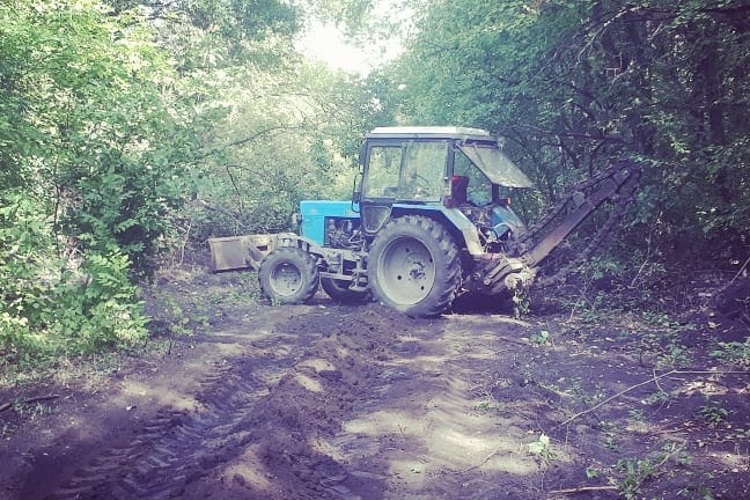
[47,252,148,354]
[1,194,147,370]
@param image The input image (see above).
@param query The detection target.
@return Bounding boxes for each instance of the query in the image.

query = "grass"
[0,339,165,390]
[710,339,750,367]
[698,403,731,426]
[472,400,508,416]
[614,443,691,499]
[528,433,557,467]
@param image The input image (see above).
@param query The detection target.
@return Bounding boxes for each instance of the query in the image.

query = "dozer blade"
[208,234,279,272]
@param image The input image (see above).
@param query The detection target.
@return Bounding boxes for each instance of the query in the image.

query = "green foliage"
[634,315,695,369]
[0,0,185,369]
[472,400,507,415]
[585,465,600,479]
[0,193,58,353]
[2,0,380,373]
[698,402,730,426]
[616,456,658,499]
[1,247,147,368]
[185,63,383,240]
[529,330,551,346]
[528,433,557,467]
[512,281,531,319]
[1,0,200,277]
[183,0,299,39]
[0,0,400,384]
[710,339,750,367]
[56,252,147,348]
[655,342,693,369]
[108,0,300,65]
[386,0,750,270]
[644,389,671,405]
[616,442,691,498]
[627,409,648,433]
[148,290,206,339]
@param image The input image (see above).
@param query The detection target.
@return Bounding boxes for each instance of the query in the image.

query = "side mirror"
[352,173,362,204]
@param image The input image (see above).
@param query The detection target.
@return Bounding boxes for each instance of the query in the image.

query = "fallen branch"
[554,369,749,429]
[652,367,667,395]
[550,443,687,496]
[449,447,506,474]
[0,394,60,413]
[730,255,750,283]
[548,485,618,495]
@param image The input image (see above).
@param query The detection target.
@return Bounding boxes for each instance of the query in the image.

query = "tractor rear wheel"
[259,247,319,304]
[321,278,371,304]
[369,215,462,317]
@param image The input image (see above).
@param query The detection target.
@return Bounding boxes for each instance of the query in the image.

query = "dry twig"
[0,394,60,413]
[449,447,506,474]
[554,369,749,429]
[548,485,618,495]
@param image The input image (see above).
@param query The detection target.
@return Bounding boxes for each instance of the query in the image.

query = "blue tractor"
[209,126,639,317]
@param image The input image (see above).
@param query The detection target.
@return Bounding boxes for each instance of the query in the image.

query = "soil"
[1,263,749,500]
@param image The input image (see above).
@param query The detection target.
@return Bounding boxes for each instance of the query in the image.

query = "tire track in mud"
[42,345,293,499]
[30,304,411,500]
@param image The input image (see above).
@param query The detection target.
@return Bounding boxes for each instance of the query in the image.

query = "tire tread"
[369,215,462,317]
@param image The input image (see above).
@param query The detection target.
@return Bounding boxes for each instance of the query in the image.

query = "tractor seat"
[451,175,470,205]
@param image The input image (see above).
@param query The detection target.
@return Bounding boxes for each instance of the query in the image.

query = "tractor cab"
[357,126,533,249]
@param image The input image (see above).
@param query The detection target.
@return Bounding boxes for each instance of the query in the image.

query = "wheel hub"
[271,263,302,296]
[379,237,435,305]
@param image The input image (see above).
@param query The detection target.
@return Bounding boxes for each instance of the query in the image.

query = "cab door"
[359,141,404,235]
[359,139,450,235]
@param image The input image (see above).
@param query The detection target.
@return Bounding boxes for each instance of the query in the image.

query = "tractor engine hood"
[458,142,533,188]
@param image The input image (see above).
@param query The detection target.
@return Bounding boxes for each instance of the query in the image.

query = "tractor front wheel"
[259,247,319,304]
[369,215,462,317]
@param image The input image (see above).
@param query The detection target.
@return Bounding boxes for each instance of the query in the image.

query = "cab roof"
[367,126,492,141]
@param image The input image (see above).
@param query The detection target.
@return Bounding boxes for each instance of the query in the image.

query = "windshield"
[397,141,446,201]
[457,143,533,188]
[363,141,447,201]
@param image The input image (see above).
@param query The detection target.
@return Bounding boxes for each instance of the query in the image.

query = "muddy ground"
[1,264,749,499]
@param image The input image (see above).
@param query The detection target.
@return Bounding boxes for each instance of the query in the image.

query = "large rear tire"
[368,215,462,317]
[259,247,319,304]
[320,278,372,304]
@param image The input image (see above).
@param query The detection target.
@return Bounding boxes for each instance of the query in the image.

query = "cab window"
[398,141,447,201]
[454,148,493,206]
[364,146,403,198]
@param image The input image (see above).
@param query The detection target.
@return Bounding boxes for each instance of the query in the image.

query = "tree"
[184,61,392,241]
[0,0,196,360]
[0,0,402,365]
[385,0,750,272]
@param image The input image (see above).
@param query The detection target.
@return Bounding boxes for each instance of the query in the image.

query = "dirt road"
[1,281,749,499]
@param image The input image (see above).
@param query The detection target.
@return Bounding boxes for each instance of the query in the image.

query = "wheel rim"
[270,262,302,296]
[377,236,435,305]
